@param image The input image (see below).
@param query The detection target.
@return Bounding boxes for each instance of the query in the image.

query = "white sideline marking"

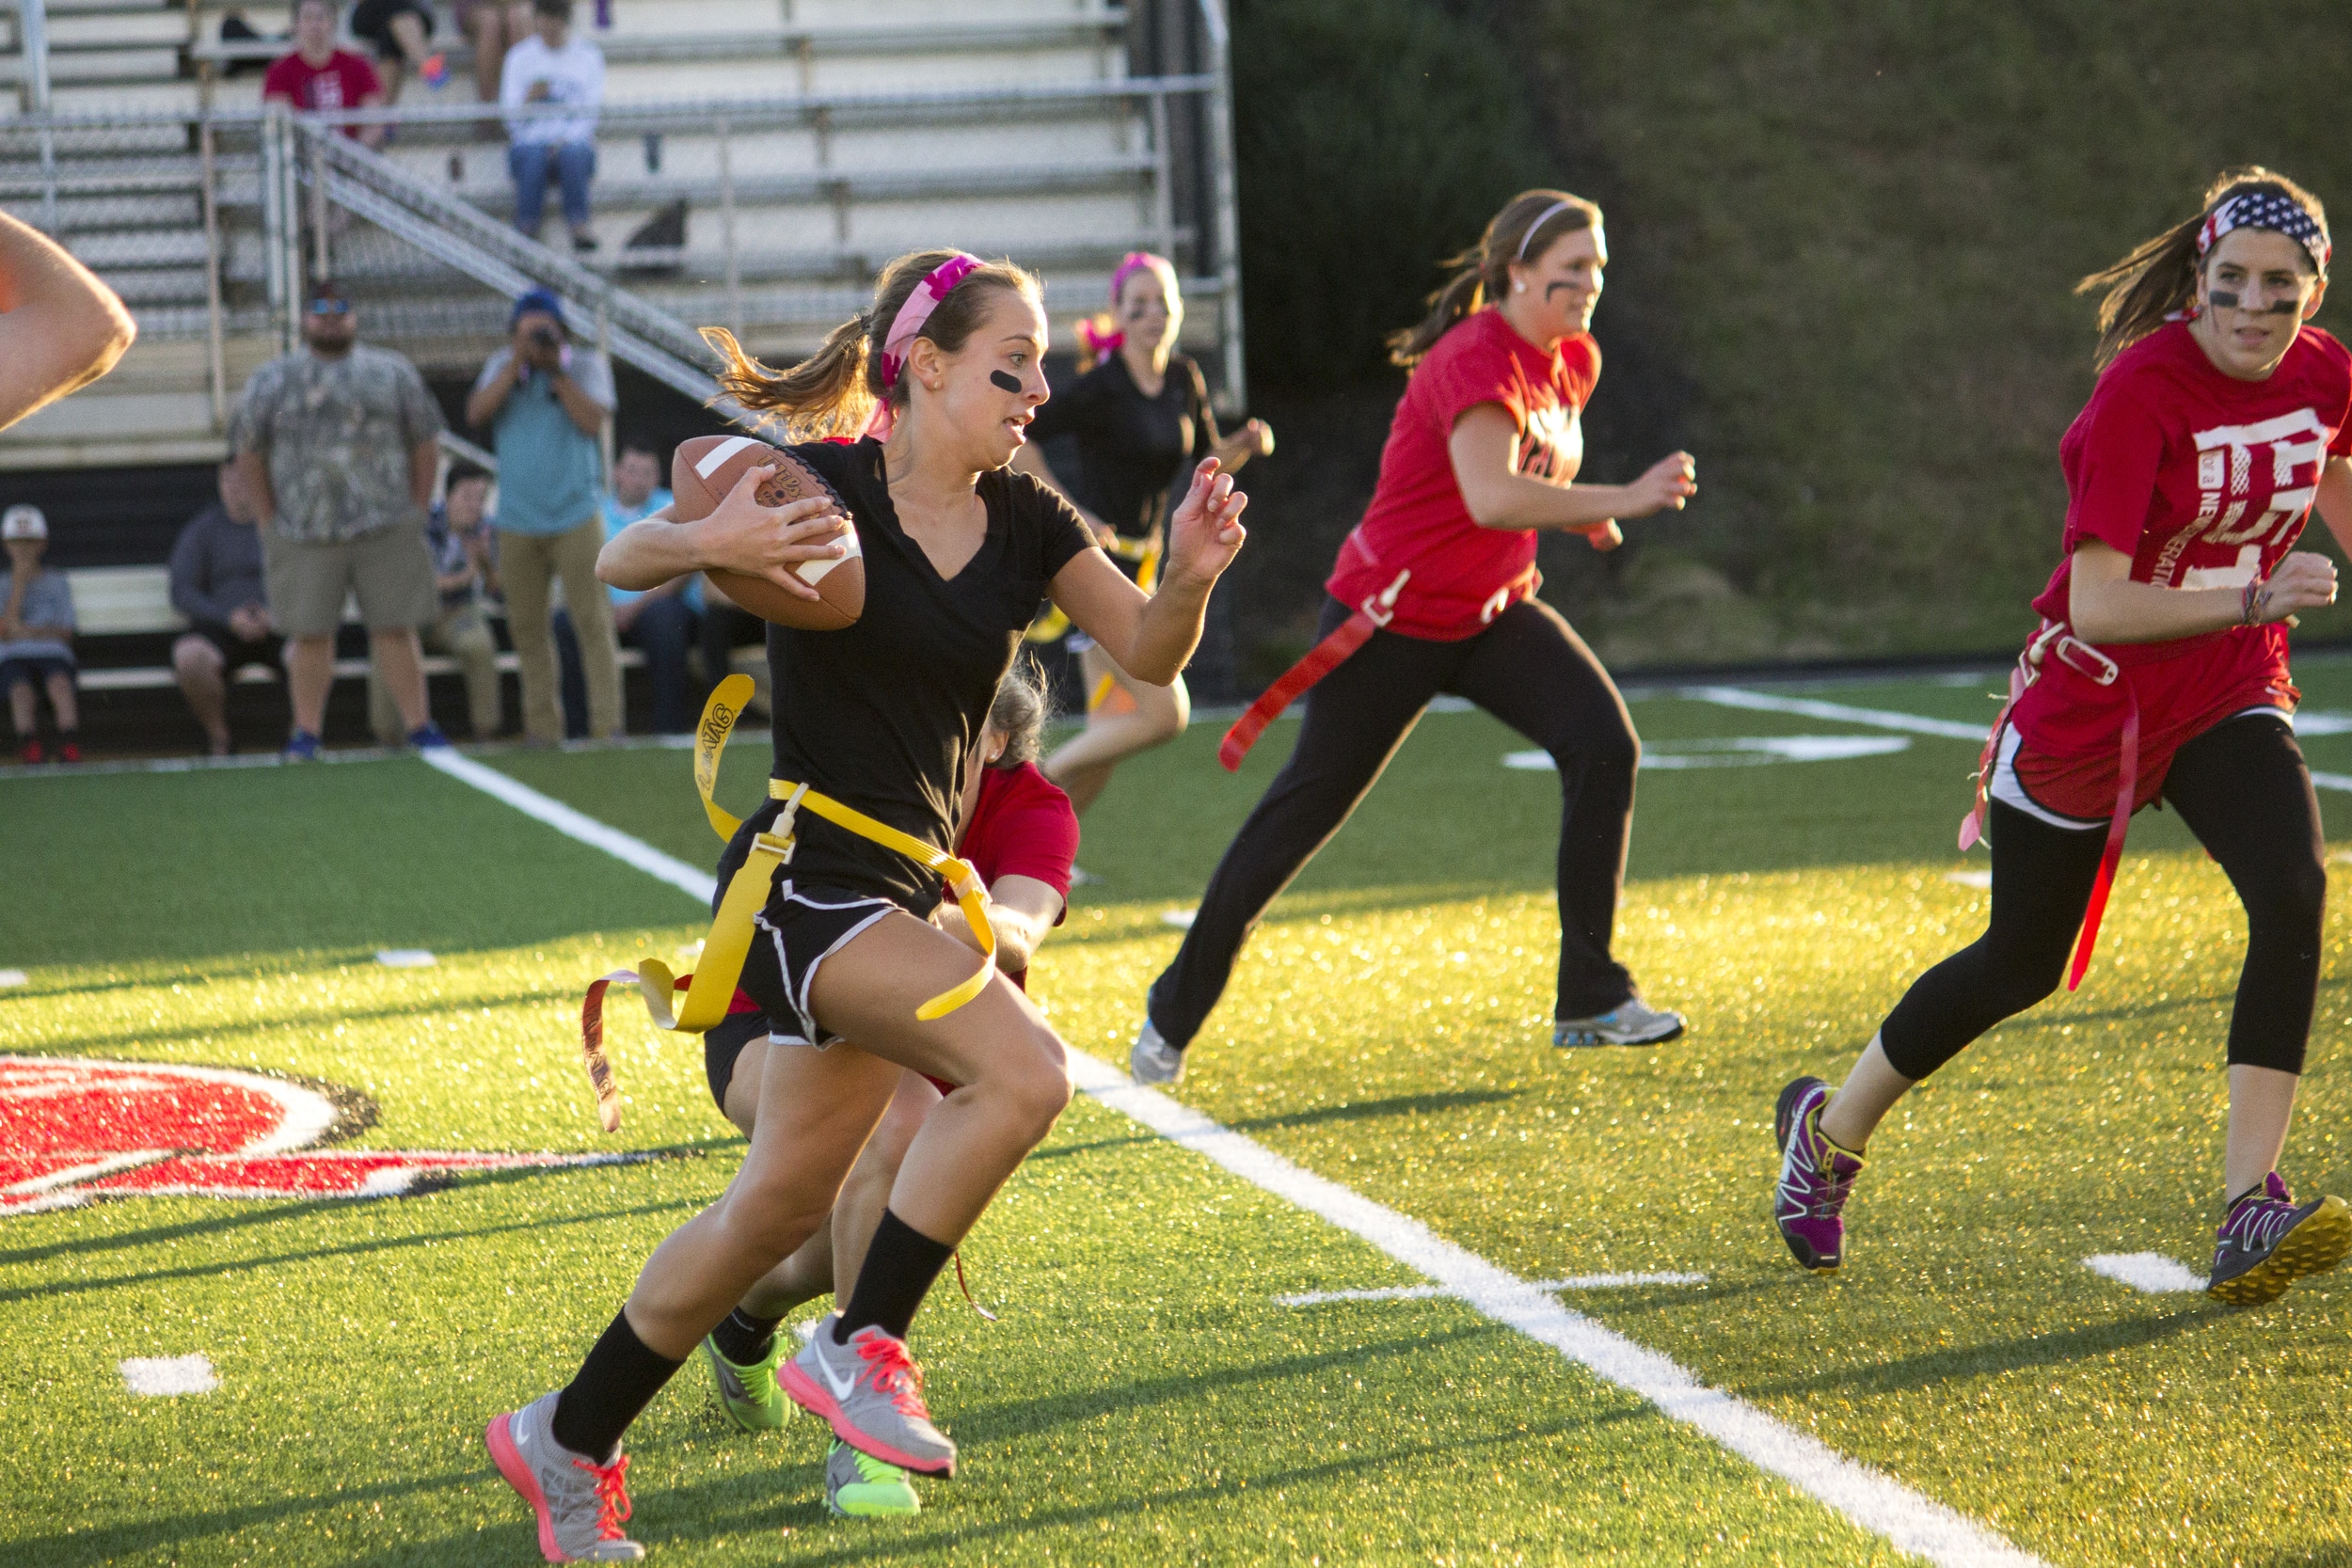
[1509,736,1910,772]
[1279,1271,1708,1307]
[2082,1253,2203,1293]
[1161,909,1198,929]
[1068,1053,2048,1567]
[120,1354,218,1396]
[0,969,23,987]
[1682,687,1990,742]
[374,948,437,968]
[437,750,2052,1568]
[1946,871,1993,889]
[419,749,716,905]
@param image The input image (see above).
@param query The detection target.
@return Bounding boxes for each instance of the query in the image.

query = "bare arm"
[0,213,135,432]
[1212,417,1272,474]
[1447,404,1693,549]
[357,89,388,151]
[549,368,607,438]
[2068,536,2335,643]
[1051,457,1247,685]
[934,873,1063,974]
[409,439,438,511]
[466,355,521,428]
[235,448,277,528]
[595,467,846,599]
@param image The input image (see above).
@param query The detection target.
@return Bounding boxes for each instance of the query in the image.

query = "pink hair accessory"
[1077,315,1122,360]
[1110,250,1172,303]
[864,251,982,439]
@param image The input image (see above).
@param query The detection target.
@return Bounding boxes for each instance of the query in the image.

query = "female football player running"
[1772,168,2351,1307]
[697,660,1076,1518]
[1131,188,1697,1086]
[485,248,1244,1561]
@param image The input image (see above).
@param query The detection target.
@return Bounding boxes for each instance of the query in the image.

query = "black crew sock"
[709,1306,783,1366]
[833,1209,955,1344]
[550,1308,686,1462]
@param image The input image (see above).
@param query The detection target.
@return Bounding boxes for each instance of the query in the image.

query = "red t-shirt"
[1327,307,1597,640]
[262,50,381,136]
[2033,321,2352,626]
[943,760,1077,989]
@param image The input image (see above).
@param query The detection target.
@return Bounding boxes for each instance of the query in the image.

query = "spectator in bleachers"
[466,287,620,741]
[263,0,389,150]
[596,441,699,732]
[370,459,503,743]
[500,0,604,252]
[168,461,279,757]
[0,505,80,765]
[347,0,449,100]
[458,0,536,113]
[232,279,449,760]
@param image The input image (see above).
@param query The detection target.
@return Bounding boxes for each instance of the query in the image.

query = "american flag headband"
[2196,193,2331,277]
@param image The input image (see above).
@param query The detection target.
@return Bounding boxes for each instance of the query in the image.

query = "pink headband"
[864,252,982,439]
[1084,252,1173,360]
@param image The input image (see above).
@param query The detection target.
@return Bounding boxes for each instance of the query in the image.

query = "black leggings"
[1148,594,1640,1049]
[1881,711,2325,1079]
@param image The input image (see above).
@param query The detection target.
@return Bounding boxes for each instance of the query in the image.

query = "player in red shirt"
[1773,168,2352,1306]
[692,660,1077,1515]
[261,0,387,148]
[1130,189,1698,1085]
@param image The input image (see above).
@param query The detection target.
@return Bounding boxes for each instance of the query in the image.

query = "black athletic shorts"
[187,621,283,674]
[735,880,898,1051]
[348,0,433,57]
[703,1010,765,1111]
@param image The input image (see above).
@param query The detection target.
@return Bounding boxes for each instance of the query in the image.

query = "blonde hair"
[704,249,1043,438]
[986,654,1049,768]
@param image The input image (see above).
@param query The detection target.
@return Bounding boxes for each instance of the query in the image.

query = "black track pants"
[1880,711,2326,1080]
[1147,594,1640,1050]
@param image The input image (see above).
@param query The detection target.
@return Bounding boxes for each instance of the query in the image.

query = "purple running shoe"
[1772,1076,1865,1273]
[2207,1172,2351,1305]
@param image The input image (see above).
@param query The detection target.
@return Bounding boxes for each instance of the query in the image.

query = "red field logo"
[0,1055,648,1215]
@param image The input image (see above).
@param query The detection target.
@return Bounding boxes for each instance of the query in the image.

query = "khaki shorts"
[262,523,438,638]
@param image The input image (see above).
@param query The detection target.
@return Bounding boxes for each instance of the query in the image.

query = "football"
[668,434,866,630]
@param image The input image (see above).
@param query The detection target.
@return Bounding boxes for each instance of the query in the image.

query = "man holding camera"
[466,287,619,742]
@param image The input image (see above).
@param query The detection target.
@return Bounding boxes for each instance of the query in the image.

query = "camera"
[527,325,562,354]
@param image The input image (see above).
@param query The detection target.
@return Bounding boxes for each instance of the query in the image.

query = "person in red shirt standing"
[1772,168,2352,1306]
[1130,188,1699,1085]
[262,0,387,149]
[687,660,1077,1517]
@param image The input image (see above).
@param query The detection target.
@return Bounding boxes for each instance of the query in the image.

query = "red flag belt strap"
[1218,570,1409,771]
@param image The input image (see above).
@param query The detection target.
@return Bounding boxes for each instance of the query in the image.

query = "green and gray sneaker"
[826,1438,921,1517]
[701,1330,789,1433]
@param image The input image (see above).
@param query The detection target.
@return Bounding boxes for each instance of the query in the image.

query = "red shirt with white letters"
[1327,308,1597,640]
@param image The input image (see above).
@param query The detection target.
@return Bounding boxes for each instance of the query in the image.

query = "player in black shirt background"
[1014,251,1274,815]
[485,248,1248,1560]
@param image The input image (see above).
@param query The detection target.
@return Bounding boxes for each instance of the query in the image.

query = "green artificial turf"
[10,662,2352,1563]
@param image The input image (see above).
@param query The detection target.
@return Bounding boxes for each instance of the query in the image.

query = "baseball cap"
[1,505,46,541]
[511,287,567,331]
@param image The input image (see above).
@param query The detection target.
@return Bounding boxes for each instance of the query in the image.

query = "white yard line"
[119,1354,219,1396]
[2081,1253,2203,1293]
[1679,686,1992,742]
[431,748,2051,1568]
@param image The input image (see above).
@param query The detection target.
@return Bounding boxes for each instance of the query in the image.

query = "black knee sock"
[709,1306,782,1365]
[550,1308,685,1462]
[834,1209,954,1344]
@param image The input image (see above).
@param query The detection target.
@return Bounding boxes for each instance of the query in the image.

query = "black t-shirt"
[1027,352,1217,544]
[727,436,1094,913]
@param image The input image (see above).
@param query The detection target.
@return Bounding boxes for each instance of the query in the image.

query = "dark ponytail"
[1386,188,1601,367]
[704,248,1043,438]
[2076,166,2328,369]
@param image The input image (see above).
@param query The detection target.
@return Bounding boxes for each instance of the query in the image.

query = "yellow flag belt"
[625,673,996,1040]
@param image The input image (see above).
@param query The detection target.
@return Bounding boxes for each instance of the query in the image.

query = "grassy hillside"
[1228,2,2352,668]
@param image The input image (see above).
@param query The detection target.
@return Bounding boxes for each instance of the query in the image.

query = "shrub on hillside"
[1231,0,1552,393]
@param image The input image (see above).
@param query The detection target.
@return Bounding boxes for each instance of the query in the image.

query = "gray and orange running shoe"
[2207,1172,2352,1305]
[485,1390,644,1562]
[1772,1076,1866,1273]
[1554,998,1686,1049]
[779,1314,956,1477]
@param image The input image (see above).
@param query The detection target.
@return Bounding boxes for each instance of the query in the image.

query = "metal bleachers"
[0,0,1243,472]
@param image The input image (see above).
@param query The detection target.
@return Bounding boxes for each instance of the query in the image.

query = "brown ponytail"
[1386,188,1601,368]
[2076,166,2329,369]
[704,248,1043,438]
